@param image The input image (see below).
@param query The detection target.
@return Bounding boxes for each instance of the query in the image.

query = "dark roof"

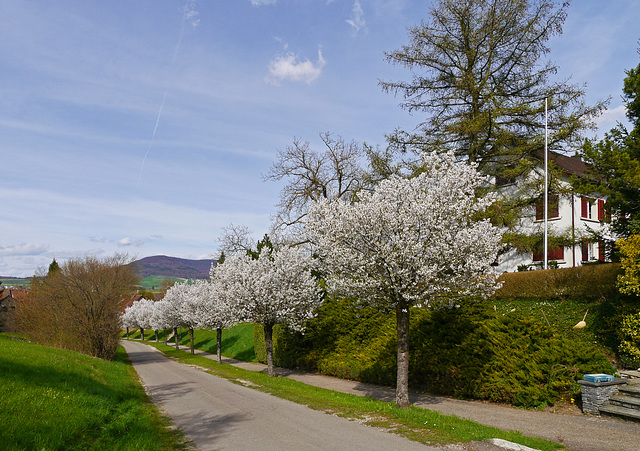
[534,150,591,177]
[551,152,590,177]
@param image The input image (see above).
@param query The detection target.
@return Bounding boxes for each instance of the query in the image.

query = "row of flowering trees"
[124,152,503,407]
[122,246,323,375]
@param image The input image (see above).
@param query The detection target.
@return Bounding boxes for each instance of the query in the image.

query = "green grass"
[138,340,564,450]
[0,334,191,450]
[1,277,30,288]
[125,323,257,362]
[137,276,185,290]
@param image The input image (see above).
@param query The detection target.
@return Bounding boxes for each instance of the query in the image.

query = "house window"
[582,197,608,222]
[581,241,589,262]
[598,241,606,261]
[535,194,559,221]
[533,246,565,262]
[581,196,593,219]
[597,199,605,221]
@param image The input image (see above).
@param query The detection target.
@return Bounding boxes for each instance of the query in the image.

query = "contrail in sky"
[138,1,199,185]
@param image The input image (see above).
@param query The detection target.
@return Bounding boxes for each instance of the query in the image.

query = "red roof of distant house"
[0,288,28,304]
[122,294,145,311]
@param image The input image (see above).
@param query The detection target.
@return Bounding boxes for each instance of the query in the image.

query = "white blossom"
[306,151,502,309]
[123,298,156,330]
[215,245,323,376]
[121,304,137,330]
[203,266,239,330]
[305,150,503,407]
[220,246,323,332]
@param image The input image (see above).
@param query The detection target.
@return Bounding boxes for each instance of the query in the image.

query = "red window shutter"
[581,242,589,262]
[536,195,558,220]
[598,199,605,221]
[550,247,564,261]
[581,196,589,218]
[533,249,542,261]
[598,241,606,261]
[535,199,543,220]
[534,247,564,262]
[550,195,559,218]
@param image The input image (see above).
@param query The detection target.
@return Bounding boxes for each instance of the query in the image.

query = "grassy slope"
[126,323,257,362]
[0,334,190,450]
[136,275,185,291]
[0,277,30,288]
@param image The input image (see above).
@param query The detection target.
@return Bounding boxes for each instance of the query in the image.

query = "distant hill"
[131,255,215,280]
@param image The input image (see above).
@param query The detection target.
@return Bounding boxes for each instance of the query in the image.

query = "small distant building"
[0,288,28,332]
[122,294,145,312]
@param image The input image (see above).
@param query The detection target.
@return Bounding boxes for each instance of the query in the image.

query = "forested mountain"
[131,255,215,279]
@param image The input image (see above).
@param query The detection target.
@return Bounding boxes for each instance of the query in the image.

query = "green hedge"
[494,264,622,300]
[410,307,613,406]
[270,297,614,408]
[494,263,640,368]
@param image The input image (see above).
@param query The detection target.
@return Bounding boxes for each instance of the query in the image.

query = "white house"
[493,151,611,272]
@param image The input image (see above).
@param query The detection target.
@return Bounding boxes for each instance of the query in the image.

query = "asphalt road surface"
[122,340,436,450]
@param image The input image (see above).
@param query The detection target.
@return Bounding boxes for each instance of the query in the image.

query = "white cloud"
[594,105,627,128]
[183,0,200,28]
[267,48,326,85]
[346,1,367,34]
[0,243,50,257]
[119,236,161,247]
[251,0,277,6]
[119,237,134,246]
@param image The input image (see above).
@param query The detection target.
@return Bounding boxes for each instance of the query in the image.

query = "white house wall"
[494,173,609,273]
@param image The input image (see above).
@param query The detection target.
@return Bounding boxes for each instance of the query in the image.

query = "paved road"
[189,348,640,451]
[121,340,436,450]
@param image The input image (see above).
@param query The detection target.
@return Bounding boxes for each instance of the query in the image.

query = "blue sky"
[1,0,638,277]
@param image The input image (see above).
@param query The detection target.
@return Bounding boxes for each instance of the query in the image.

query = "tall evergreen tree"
[380,0,605,181]
[47,258,60,276]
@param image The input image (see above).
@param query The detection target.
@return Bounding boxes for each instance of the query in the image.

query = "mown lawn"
[0,334,190,450]
[125,323,257,362]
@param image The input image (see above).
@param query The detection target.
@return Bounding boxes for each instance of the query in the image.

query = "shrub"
[618,312,640,368]
[618,234,640,296]
[12,254,137,360]
[494,264,622,300]
[272,297,613,407]
[471,315,612,406]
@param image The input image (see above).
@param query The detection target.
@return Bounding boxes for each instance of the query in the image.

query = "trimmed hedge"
[268,297,614,408]
[493,263,622,300]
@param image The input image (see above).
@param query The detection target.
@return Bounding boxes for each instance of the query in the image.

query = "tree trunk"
[174,327,179,347]
[216,327,222,364]
[396,301,410,408]
[155,330,159,342]
[140,327,144,341]
[189,327,195,355]
[264,323,275,377]
[126,327,129,339]
[164,328,167,345]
